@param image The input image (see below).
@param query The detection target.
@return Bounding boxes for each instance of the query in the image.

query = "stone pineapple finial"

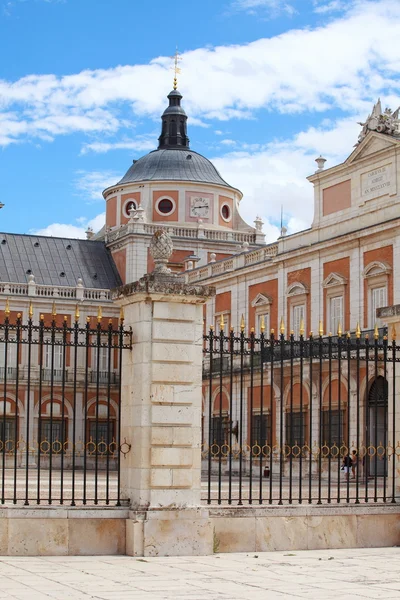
[149,229,173,274]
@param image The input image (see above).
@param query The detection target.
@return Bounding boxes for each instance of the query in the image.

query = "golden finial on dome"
[171,47,182,90]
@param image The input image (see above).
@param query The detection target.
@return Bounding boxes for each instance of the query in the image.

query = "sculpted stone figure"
[358,99,400,143]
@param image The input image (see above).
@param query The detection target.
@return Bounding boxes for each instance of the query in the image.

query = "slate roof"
[0,233,121,289]
[116,149,236,189]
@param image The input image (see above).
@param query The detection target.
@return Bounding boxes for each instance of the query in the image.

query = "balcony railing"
[90,371,119,385]
[0,367,18,381]
[42,369,68,382]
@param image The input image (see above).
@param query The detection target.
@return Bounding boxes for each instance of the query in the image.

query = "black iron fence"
[203,324,399,506]
[0,306,132,506]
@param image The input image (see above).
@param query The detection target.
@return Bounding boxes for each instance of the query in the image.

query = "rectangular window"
[285,412,306,447]
[0,338,18,380]
[40,419,67,452]
[44,337,64,370]
[251,413,271,445]
[89,420,115,444]
[321,410,345,446]
[292,305,305,338]
[370,286,387,328]
[0,418,17,448]
[92,344,110,372]
[330,296,343,335]
[210,416,228,446]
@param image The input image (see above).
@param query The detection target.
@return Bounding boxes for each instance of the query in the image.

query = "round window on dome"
[123,200,137,218]
[157,198,175,215]
[221,203,231,222]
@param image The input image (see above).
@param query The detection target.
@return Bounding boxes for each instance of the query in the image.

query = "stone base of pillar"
[126,508,213,557]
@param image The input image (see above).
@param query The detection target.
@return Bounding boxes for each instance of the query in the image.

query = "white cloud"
[220,139,237,146]
[231,0,297,17]
[31,212,105,239]
[212,114,360,241]
[74,170,120,202]
[0,1,399,147]
[81,135,156,155]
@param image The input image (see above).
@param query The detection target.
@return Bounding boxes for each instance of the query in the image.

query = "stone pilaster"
[113,273,215,556]
[376,305,400,498]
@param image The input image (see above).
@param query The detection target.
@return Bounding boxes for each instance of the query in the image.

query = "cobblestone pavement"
[0,547,399,599]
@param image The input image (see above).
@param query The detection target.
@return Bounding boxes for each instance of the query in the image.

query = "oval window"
[124,200,137,217]
[221,204,231,221]
[157,198,174,214]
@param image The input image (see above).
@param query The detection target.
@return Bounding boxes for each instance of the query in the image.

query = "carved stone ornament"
[149,229,173,273]
[357,99,400,144]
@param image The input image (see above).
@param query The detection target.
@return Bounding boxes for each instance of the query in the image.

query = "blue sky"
[0,0,399,241]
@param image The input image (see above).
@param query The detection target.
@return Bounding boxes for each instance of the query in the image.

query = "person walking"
[342,453,352,481]
[351,450,358,479]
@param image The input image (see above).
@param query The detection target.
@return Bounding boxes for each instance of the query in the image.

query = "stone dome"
[117,148,236,189]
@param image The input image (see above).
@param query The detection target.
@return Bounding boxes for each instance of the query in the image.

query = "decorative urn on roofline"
[149,229,174,274]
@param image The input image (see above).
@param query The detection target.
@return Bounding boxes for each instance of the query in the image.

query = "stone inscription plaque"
[361,164,392,199]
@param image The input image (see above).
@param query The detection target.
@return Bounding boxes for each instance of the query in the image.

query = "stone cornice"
[112,273,215,302]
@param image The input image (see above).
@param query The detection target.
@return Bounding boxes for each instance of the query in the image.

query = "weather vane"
[170,47,182,90]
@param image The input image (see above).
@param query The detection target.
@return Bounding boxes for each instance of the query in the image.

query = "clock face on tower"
[189,197,210,218]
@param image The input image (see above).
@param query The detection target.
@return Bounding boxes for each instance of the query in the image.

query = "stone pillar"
[114,267,215,556]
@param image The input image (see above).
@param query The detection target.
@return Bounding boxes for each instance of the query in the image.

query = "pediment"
[251,293,272,308]
[363,261,391,278]
[323,272,347,288]
[287,282,309,297]
[346,132,399,164]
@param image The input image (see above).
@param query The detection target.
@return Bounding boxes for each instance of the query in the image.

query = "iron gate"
[203,320,398,505]
[0,303,132,506]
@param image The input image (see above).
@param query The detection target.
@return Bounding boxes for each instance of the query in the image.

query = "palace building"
[0,86,399,487]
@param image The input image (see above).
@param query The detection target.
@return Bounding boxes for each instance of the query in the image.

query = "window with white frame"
[363,261,391,329]
[92,344,110,372]
[370,286,387,328]
[292,304,305,338]
[329,296,343,335]
[287,282,308,338]
[0,338,18,379]
[44,337,64,370]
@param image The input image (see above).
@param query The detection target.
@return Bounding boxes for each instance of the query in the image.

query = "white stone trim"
[220,203,232,223]
[251,293,272,308]
[155,196,176,217]
[122,198,137,218]
[287,282,309,297]
[323,272,348,288]
[363,260,392,279]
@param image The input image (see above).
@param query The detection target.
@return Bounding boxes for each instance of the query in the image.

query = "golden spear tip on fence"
[347,331,351,338]
[260,314,265,333]
[374,322,379,339]
[279,316,285,335]
[220,313,225,331]
[86,316,90,323]
[97,306,102,323]
[251,326,255,333]
[40,313,44,321]
[318,321,323,336]
[4,298,10,317]
[119,306,124,323]
[51,301,57,317]
[299,318,304,337]
[28,301,33,319]
[337,322,342,337]
[64,315,68,322]
[355,322,361,338]
[17,312,21,319]
[391,324,397,341]
[75,304,80,321]
[240,314,245,332]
